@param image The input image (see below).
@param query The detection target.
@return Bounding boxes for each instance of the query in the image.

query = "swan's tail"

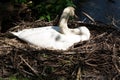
[10,31,21,37]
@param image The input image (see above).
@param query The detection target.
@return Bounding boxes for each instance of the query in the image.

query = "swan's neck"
[59,11,71,34]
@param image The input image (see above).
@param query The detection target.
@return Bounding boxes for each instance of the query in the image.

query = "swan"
[10,6,90,50]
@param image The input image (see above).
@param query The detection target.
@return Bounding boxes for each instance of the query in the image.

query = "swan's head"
[63,6,75,16]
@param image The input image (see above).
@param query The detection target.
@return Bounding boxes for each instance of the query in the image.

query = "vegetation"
[11,0,75,21]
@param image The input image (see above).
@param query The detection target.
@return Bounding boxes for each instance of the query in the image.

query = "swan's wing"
[11,26,70,50]
[11,26,59,37]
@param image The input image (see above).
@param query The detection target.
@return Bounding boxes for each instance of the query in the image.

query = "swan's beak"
[70,14,78,20]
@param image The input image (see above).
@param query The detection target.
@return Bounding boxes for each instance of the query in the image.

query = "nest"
[0,20,120,80]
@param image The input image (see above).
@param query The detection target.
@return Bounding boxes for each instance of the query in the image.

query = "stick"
[19,55,39,76]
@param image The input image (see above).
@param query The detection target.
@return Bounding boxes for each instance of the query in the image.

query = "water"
[75,0,120,26]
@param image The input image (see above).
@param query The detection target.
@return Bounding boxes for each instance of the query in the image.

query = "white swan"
[11,6,90,50]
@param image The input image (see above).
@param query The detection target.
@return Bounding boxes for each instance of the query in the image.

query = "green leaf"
[46,15,51,21]
[40,16,45,20]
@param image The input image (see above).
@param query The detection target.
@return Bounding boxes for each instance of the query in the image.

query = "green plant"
[33,0,75,21]
[13,0,27,3]
[10,0,75,21]
[0,75,29,80]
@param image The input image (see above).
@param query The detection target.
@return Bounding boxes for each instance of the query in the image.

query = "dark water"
[75,0,120,26]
